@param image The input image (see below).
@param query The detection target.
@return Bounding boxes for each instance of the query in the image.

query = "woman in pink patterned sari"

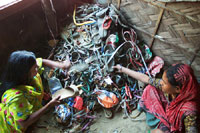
[113,63,200,133]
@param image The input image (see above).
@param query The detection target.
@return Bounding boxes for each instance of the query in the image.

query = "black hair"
[166,63,184,87]
[0,50,36,99]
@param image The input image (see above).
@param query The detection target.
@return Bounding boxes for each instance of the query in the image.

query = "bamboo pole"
[132,25,200,58]
[110,3,200,57]
[142,0,200,24]
[149,3,166,48]
[118,0,121,10]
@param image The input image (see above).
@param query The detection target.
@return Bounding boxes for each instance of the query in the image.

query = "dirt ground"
[31,108,150,133]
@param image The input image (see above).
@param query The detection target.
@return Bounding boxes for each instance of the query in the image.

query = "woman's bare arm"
[42,59,71,70]
[113,64,149,84]
[18,96,61,130]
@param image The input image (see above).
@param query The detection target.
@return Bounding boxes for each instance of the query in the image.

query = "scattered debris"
[43,3,164,132]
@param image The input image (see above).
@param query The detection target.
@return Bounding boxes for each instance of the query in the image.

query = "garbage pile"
[44,3,164,132]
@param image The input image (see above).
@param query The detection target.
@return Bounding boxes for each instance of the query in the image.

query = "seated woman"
[0,50,71,132]
[113,63,200,133]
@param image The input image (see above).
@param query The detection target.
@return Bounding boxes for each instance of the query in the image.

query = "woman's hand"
[113,64,150,84]
[60,55,71,70]
[60,55,71,79]
[18,96,62,130]
[61,60,71,70]
[48,96,62,107]
[43,55,71,70]
[112,64,123,73]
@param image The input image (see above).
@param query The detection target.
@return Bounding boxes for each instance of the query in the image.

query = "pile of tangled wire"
[44,3,161,132]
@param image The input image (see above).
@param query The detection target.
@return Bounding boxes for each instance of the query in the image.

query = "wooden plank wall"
[0,0,93,74]
[112,0,200,79]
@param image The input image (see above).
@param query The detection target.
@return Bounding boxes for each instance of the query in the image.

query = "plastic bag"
[48,77,63,95]
[94,89,119,108]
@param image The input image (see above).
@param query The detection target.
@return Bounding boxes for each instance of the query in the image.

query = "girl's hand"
[112,64,123,73]
[61,55,71,70]
[48,96,61,107]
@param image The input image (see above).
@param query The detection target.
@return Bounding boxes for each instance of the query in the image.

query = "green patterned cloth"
[0,58,44,133]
